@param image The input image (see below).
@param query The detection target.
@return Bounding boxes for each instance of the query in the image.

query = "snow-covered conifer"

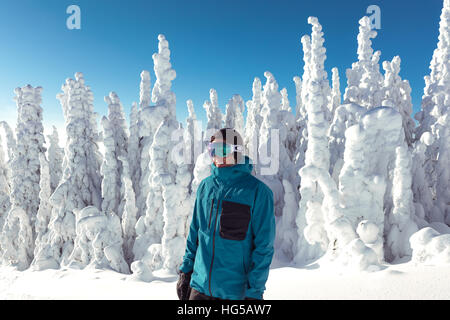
[185,100,202,174]
[134,118,177,260]
[136,35,177,222]
[11,85,45,223]
[295,17,332,263]
[244,78,263,164]
[386,145,419,261]
[152,35,177,119]
[258,71,292,217]
[128,101,140,195]
[275,179,298,262]
[415,0,450,140]
[133,116,182,274]
[411,132,435,226]
[119,156,138,265]
[204,88,223,140]
[338,107,417,263]
[433,95,450,224]
[140,71,151,110]
[68,206,129,274]
[382,56,415,146]
[1,85,46,269]
[0,207,33,270]
[136,70,158,221]
[280,88,297,162]
[293,76,307,188]
[33,154,52,258]
[101,92,129,219]
[224,94,245,134]
[161,138,193,273]
[0,134,10,231]
[44,73,103,266]
[133,34,179,263]
[47,126,63,192]
[0,121,16,169]
[327,103,366,182]
[344,16,384,109]
[330,67,341,117]
[131,70,151,217]
[414,0,450,225]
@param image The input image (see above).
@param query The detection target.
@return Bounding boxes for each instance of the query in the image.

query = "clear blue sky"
[0,0,444,134]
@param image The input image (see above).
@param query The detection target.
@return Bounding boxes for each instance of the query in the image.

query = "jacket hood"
[211,155,253,184]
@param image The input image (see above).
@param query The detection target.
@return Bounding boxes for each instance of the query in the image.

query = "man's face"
[212,139,236,168]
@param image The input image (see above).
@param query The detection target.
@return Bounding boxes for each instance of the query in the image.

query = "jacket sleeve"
[245,184,275,299]
[179,181,203,274]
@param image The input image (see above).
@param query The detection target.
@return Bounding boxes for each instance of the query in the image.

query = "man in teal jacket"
[177,128,275,300]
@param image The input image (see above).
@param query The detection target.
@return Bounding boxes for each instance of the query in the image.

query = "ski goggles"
[206,141,244,157]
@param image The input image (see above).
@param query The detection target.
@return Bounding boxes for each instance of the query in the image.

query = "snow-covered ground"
[1,259,448,300]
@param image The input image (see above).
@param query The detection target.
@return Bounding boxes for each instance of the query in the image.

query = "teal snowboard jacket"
[180,155,275,300]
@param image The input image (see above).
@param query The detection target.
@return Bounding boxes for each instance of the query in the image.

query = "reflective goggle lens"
[208,142,233,157]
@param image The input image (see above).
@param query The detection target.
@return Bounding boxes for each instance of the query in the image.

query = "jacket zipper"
[208,199,215,228]
[208,201,221,297]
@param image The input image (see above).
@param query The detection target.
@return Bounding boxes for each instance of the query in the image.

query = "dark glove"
[176,271,192,300]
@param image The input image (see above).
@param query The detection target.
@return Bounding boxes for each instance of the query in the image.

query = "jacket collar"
[211,155,253,185]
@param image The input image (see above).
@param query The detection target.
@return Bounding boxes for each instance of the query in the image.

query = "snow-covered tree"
[258,71,292,217]
[414,0,450,225]
[67,206,129,274]
[119,156,138,265]
[294,17,332,264]
[344,16,384,109]
[279,88,297,163]
[101,92,129,219]
[433,94,450,225]
[185,99,202,179]
[274,179,298,262]
[386,145,419,261]
[224,94,245,135]
[330,67,341,118]
[382,56,416,146]
[135,71,153,220]
[44,73,103,267]
[133,118,181,273]
[293,107,415,269]
[136,35,178,223]
[160,126,193,273]
[47,126,63,193]
[411,132,435,227]
[0,207,33,270]
[415,0,450,140]
[31,154,58,271]
[133,34,179,262]
[204,88,223,140]
[11,84,46,225]
[0,85,45,269]
[0,134,10,232]
[33,154,52,259]
[338,107,417,263]
[128,101,140,195]
[152,35,177,119]
[293,76,307,189]
[134,122,173,260]
[0,121,16,179]
[299,35,312,112]
[140,71,151,110]
[244,77,263,164]
[327,103,366,182]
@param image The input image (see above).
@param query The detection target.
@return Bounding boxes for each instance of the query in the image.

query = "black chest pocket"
[219,200,251,241]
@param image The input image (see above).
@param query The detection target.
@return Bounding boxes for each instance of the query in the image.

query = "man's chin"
[213,158,235,167]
